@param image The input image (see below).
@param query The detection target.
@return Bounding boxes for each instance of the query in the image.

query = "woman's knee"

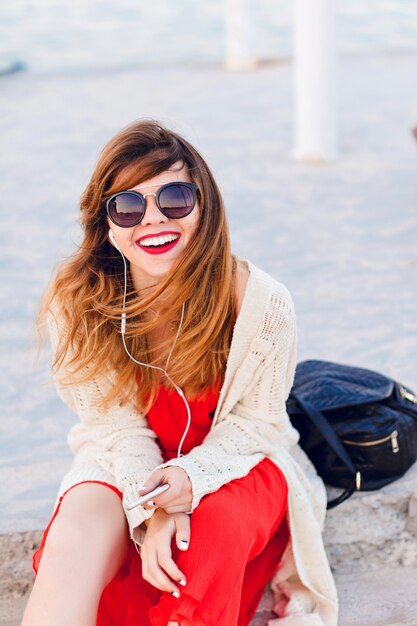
[43,483,130,580]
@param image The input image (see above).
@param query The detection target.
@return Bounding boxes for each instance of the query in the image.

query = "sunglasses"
[105,181,198,228]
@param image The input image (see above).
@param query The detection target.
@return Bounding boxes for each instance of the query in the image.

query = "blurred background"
[1,0,416,546]
[1,0,417,72]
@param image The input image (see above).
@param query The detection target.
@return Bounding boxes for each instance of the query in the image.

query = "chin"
[137,261,174,286]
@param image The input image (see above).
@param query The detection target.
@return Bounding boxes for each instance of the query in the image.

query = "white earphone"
[108,229,120,250]
[108,229,191,458]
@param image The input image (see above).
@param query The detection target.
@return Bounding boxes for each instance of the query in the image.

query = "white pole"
[293,0,337,162]
[224,0,258,71]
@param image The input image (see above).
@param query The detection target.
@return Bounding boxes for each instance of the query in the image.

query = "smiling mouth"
[139,233,180,248]
[136,233,181,255]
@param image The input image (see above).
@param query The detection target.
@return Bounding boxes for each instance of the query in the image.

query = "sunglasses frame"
[104,181,198,228]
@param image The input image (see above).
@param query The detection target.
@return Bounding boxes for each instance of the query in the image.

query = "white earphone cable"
[118,245,191,459]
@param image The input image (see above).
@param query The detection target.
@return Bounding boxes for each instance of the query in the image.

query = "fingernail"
[146,500,155,507]
[171,590,180,598]
[178,578,187,586]
[179,540,189,550]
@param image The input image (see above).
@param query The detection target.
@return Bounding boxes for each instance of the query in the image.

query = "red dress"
[33,384,290,626]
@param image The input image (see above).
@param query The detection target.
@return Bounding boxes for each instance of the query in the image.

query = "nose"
[141,192,168,226]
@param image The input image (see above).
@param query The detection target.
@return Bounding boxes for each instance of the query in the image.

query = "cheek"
[108,227,135,254]
[183,220,198,242]
[184,207,200,237]
[107,220,124,244]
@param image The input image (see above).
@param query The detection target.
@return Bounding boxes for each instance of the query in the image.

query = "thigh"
[185,456,288,561]
[35,481,130,587]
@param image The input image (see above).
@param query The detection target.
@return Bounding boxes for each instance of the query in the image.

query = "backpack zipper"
[342,430,399,453]
[398,383,417,404]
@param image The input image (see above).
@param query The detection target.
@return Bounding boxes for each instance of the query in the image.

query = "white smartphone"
[125,483,170,511]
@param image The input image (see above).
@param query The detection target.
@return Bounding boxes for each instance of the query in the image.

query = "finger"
[142,497,181,510]
[142,546,182,596]
[142,490,180,510]
[150,487,180,508]
[144,492,188,511]
[163,504,191,515]
[143,499,157,510]
[175,514,191,551]
[158,547,188,588]
[139,469,164,494]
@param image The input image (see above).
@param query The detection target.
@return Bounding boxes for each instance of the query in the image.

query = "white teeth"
[140,234,179,247]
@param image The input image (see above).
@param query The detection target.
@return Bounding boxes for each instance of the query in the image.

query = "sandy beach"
[1,51,417,623]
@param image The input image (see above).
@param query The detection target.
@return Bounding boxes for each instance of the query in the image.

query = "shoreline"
[2,48,417,80]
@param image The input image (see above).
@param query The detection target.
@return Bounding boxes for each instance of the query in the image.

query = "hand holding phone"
[126,483,170,511]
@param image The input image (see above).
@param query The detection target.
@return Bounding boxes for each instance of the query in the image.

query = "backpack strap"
[291,392,358,509]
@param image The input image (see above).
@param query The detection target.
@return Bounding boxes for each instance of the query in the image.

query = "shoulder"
[241,259,295,317]
[235,259,297,352]
[234,258,250,317]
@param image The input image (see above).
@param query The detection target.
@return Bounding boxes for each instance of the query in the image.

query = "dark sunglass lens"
[159,184,195,218]
[107,193,145,227]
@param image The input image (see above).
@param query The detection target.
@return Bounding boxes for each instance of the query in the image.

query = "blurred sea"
[1,0,417,74]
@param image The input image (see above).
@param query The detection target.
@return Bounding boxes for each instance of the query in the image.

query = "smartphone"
[125,483,170,511]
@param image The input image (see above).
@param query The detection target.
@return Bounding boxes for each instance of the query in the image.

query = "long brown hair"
[39,119,237,412]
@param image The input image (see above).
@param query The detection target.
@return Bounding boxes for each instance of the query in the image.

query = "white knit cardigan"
[49,259,338,626]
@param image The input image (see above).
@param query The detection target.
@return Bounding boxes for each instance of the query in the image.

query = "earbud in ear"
[108,229,120,250]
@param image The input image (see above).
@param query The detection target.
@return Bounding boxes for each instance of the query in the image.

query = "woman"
[22,119,338,626]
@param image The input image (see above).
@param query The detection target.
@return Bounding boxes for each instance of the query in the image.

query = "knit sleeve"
[155,286,300,511]
[47,305,164,541]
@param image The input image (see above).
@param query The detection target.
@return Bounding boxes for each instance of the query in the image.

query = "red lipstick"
[135,232,181,255]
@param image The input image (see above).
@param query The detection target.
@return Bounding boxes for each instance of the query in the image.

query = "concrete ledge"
[0,532,40,601]
[335,567,417,626]
[4,566,417,626]
[3,464,417,624]
[324,462,417,571]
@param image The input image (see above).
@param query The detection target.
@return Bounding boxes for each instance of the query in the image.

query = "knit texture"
[48,259,338,626]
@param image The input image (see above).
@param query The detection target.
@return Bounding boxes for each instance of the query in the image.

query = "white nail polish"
[179,540,189,550]
[179,578,187,586]
[171,590,180,598]
[146,500,155,507]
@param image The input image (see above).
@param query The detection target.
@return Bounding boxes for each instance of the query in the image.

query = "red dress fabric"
[33,384,290,626]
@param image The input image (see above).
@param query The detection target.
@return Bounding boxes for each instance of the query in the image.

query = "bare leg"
[21,482,130,626]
